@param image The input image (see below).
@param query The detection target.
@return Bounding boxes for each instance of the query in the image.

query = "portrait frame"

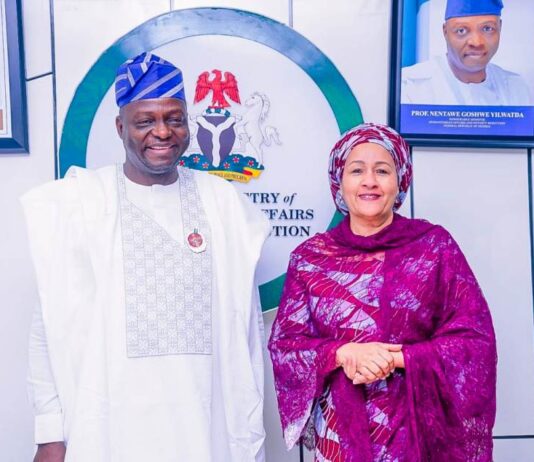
[389,0,534,148]
[0,0,28,154]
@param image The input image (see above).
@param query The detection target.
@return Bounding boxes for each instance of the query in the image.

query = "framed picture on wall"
[389,0,534,148]
[0,0,28,154]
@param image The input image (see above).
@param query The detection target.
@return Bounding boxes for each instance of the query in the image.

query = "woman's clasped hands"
[335,342,404,385]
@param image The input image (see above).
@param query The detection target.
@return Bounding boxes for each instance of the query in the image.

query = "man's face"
[443,15,501,78]
[116,97,190,179]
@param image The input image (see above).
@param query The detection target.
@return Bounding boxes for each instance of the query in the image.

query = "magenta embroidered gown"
[268,214,497,462]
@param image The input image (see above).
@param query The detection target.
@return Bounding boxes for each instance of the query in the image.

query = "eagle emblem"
[194,70,241,109]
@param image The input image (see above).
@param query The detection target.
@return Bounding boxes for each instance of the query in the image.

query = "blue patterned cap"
[115,52,186,108]
[445,0,503,20]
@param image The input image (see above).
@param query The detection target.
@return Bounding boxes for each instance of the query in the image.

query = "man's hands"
[335,342,404,385]
[33,442,65,462]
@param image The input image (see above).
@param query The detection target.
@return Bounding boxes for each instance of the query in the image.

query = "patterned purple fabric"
[268,214,497,462]
[328,123,412,213]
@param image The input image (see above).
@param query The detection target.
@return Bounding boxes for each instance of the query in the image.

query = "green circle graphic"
[59,7,363,311]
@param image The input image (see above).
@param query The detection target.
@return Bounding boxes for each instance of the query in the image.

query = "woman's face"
[341,142,399,226]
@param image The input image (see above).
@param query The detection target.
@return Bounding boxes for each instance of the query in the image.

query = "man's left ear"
[115,115,124,138]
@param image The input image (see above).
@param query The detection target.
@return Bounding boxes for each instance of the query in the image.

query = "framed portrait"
[389,0,534,148]
[0,0,28,153]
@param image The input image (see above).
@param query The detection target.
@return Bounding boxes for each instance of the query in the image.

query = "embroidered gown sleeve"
[22,176,94,446]
[402,231,497,461]
[268,252,346,449]
[22,188,68,446]
[28,301,64,444]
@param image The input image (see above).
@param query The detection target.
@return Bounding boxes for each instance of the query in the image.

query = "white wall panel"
[0,75,55,461]
[53,0,169,132]
[171,0,289,24]
[21,0,52,78]
[494,438,534,462]
[293,0,392,125]
[412,147,534,436]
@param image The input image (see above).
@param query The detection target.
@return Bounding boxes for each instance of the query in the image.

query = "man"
[401,0,532,105]
[22,52,269,462]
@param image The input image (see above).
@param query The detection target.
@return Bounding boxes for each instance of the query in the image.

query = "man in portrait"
[401,0,532,105]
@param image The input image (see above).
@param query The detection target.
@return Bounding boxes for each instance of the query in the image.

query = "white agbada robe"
[401,55,533,105]
[22,164,269,462]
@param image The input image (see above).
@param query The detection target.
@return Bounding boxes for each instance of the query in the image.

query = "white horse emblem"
[235,92,281,166]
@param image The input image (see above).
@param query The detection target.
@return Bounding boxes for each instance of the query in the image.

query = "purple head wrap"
[328,123,412,213]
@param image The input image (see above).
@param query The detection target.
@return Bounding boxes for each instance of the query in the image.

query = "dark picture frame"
[389,0,534,148]
[0,0,28,154]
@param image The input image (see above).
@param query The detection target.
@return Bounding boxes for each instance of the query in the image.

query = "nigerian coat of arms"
[180,69,281,183]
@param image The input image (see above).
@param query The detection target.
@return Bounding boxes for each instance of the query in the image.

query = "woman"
[268,123,497,462]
